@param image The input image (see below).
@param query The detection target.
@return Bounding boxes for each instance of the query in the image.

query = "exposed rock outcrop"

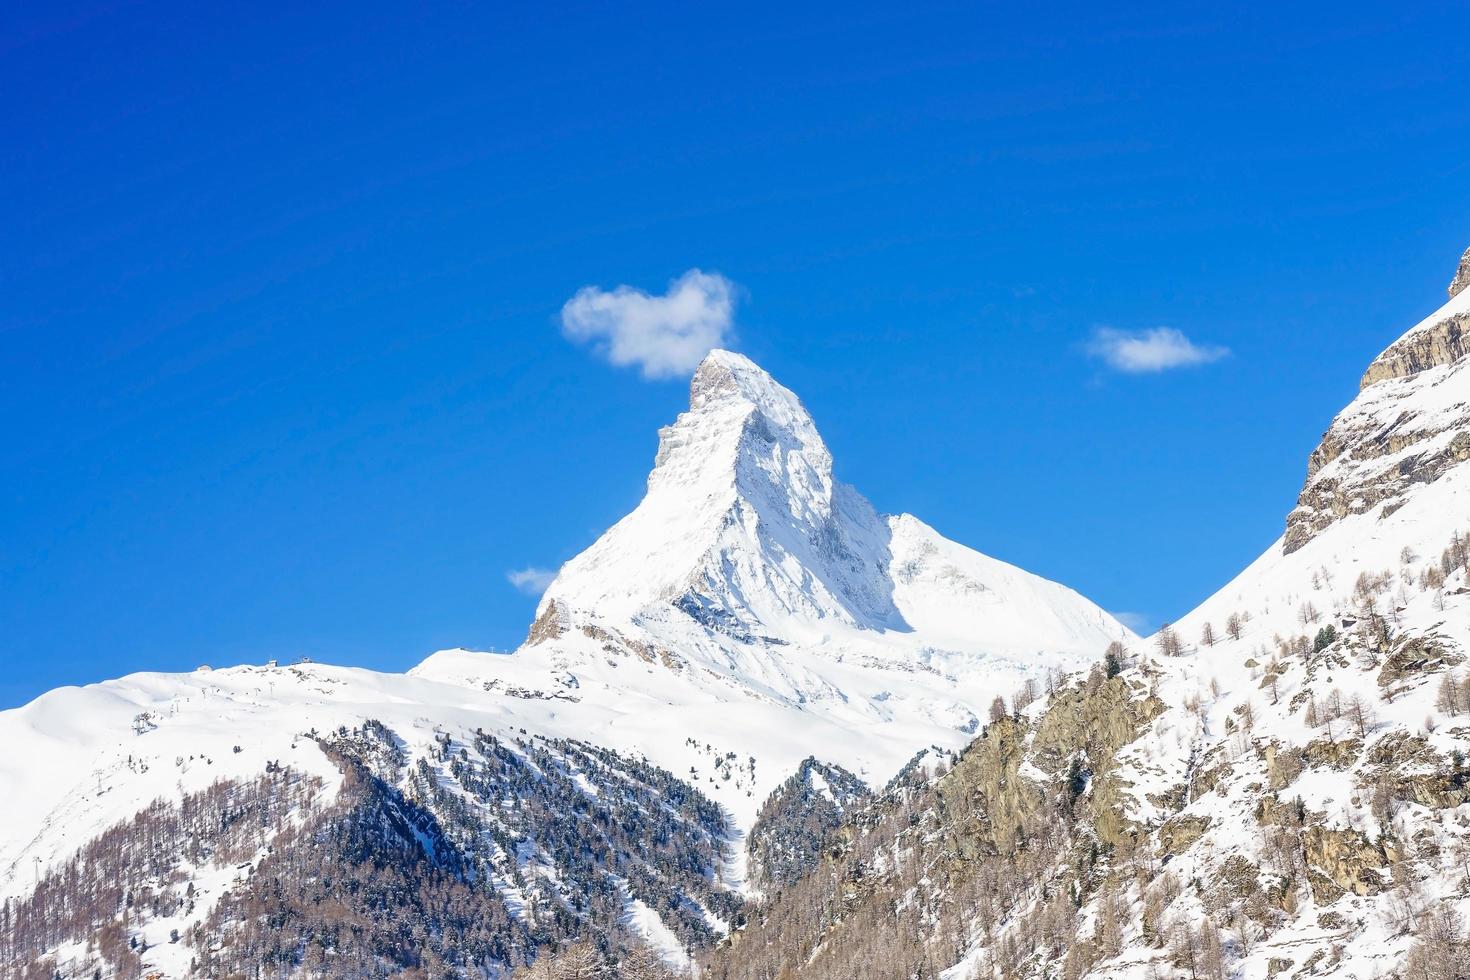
[1159,813,1210,855]
[525,597,569,645]
[1377,635,1463,688]
[1359,312,1467,389]
[1450,245,1470,300]
[939,675,1165,856]
[1283,244,1470,553]
[1301,826,1391,903]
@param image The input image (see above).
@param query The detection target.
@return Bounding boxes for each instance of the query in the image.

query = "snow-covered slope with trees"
[0,351,1130,979]
[411,349,1134,822]
[707,248,1470,980]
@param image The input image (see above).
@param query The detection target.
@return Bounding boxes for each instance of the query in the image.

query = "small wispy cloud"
[560,269,737,380]
[506,567,557,596]
[1111,611,1153,635]
[1086,327,1229,373]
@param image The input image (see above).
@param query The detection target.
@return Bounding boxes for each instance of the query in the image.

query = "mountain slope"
[0,351,1128,979]
[707,246,1470,980]
[411,350,1133,824]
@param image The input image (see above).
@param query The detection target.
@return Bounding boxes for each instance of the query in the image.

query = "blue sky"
[3,1,1469,708]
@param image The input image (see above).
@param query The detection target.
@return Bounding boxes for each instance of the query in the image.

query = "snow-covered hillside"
[0,350,1130,979]
[411,349,1133,822]
[707,249,1470,980]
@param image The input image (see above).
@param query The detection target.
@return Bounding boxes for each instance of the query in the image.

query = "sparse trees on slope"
[1404,904,1470,980]
[1346,693,1375,738]
[989,696,1008,724]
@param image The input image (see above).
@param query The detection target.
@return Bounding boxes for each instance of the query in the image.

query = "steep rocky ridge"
[0,351,1132,978]
[1449,245,1470,301]
[707,246,1470,980]
[1286,258,1470,554]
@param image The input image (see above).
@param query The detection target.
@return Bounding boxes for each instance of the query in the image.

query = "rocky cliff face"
[1449,245,1470,301]
[1284,247,1470,554]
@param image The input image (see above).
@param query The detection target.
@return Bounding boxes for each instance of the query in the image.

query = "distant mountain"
[0,350,1127,978]
[413,349,1133,824]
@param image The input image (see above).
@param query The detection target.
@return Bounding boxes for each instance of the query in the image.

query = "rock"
[1192,760,1232,797]
[1217,854,1263,901]
[1450,244,1470,300]
[1256,795,1303,826]
[1302,826,1389,902]
[938,675,1165,856]
[1267,957,1293,977]
[525,598,568,645]
[1028,676,1166,843]
[1282,246,1470,553]
[1359,312,1467,389]
[1265,744,1305,791]
[1377,637,1463,687]
[938,716,1039,857]
[1364,731,1439,768]
[1284,412,1470,555]
[1159,814,1210,855]
[1398,771,1470,809]
[1302,737,1361,771]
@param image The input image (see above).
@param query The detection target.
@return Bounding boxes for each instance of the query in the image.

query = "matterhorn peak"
[688,348,805,420]
[649,348,832,502]
[658,349,827,475]
[514,348,1130,659]
[543,348,868,628]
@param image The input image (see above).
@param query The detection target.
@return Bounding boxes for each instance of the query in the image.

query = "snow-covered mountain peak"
[686,348,813,429]
[413,349,1130,822]
[539,347,872,629]
[532,349,1128,655]
[650,348,832,505]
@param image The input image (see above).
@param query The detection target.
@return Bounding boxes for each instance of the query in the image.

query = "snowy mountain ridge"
[11,247,1468,980]
[410,348,1132,821]
[515,348,1125,651]
[0,346,1132,978]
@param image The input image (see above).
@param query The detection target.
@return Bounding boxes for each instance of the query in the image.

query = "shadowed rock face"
[1450,245,1470,301]
[1358,312,1466,390]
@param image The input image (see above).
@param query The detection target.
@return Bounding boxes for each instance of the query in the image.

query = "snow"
[411,350,1134,826]
[931,275,1470,980]
[622,893,692,970]
[0,348,1133,976]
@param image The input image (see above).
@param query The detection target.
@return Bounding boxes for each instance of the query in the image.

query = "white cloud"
[1086,327,1229,373]
[560,269,737,379]
[506,567,557,596]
